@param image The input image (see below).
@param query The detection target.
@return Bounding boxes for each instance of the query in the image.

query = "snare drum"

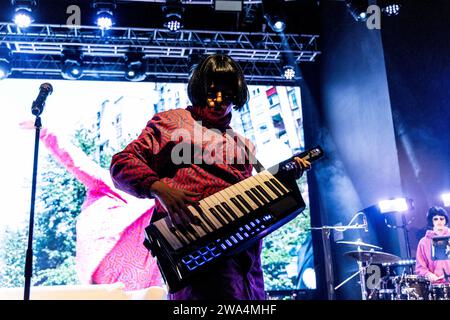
[394,275,430,300]
[430,283,450,300]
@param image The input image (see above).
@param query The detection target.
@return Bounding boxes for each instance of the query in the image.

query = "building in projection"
[90,83,304,172]
[153,83,191,114]
[92,83,190,162]
[233,85,304,168]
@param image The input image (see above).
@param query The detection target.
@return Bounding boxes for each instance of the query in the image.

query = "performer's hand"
[150,181,201,229]
[426,273,442,282]
[293,157,311,179]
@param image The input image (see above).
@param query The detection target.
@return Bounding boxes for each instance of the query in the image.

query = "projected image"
[0,79,314,294]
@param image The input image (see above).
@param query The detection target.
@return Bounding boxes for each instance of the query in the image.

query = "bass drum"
[429,283,450,300]
[394,275,430,300]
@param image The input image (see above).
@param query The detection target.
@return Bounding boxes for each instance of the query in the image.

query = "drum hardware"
[309,213,368,300]
[429,283,450,300]
[337,243,400,300]
[336,240,382,250]
[393,274,430,300]
[344,250,401,264]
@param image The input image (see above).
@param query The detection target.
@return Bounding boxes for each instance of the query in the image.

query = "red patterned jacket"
[110,106,266,300]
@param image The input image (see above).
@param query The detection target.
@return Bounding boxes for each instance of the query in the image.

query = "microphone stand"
[24,115,42,300]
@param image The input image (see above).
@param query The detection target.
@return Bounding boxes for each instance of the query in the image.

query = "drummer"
[415,206,450,283]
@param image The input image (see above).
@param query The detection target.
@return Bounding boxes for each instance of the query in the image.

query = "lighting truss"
[0,23,320,84]
[123,0,262,4]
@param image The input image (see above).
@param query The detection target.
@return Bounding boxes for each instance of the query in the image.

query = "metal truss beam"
[0,23,321,84]
[121,0,262,4]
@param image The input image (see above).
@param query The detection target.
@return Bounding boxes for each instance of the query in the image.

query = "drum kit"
[338,240,450,300]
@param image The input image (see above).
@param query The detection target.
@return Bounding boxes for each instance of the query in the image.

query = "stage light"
[281,52,296,80]
[61,49,84,80]
[442,193,450,207]
[378,198,412,213]
[125,51,146,82]
[383,4,401,16]
[163,0,184,33]
[269,18,286,33]
[379,0,402,16]
[283,65,295,80]
[11,0,36,28]
[92,0,116,30]
[264,14,286,33]
[0,47,12,80]
[262,0,286,33]
[345,0,369,22]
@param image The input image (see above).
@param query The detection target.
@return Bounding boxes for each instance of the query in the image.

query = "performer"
[415,206,450,283]
[110,54,311,300]
[20,120,163,291]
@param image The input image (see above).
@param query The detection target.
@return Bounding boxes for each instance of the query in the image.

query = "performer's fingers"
[183,190,202,197]
[179,201,199,225]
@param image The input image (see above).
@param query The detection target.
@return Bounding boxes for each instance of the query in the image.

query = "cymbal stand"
[334,245,372,300]
[309,224,367,300]
[357,246,369,300]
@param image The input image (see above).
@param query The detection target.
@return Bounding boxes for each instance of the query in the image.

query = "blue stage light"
[262,0,287,33]
[163,0,184,33]
[96,11,113,30]
[61,49,84,80]
[125,51,146,82]
[345,0,369,22]
[11,0,36,28]
[92,0,116,30]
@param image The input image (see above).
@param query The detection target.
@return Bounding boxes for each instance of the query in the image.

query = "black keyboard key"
[215,205,233,223]
[270,178,289,194]
[170,227,188,246]
[250,187,268,204]
[221,202,239,220]
[245,190,263,207]
[230,197,248,215]
[264,180,282,197]
[192,205,217,231]
[209,207,227,226]
[237,194,253,212]
[256,185,273,201]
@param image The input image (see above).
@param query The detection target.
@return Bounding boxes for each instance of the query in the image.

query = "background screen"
[0,78,315,295]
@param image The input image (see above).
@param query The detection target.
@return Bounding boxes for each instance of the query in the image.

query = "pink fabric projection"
[39,127,163,290]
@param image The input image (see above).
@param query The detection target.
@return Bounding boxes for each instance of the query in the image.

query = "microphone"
[31,83,53,116]
[362,213,368,232]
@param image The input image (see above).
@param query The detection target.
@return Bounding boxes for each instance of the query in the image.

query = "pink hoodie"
[415,227,450,283]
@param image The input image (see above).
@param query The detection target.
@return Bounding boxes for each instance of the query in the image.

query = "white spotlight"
[12,0,36,28]
[378,198,411,213]
[93,0,116,30]
[283,65,295,80]
[441,193,450,207]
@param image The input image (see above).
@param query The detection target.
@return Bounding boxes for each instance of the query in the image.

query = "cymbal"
[336,240,382,250]
[344,250,401,264]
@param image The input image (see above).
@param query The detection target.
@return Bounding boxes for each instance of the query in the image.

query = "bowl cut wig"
[188,54,249,110]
